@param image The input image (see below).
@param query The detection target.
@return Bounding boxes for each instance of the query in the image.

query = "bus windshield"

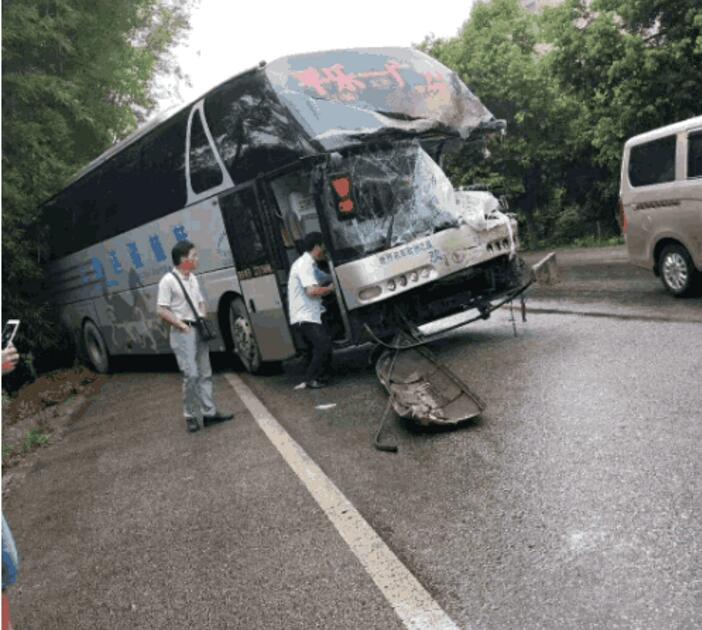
[323,142,459,262]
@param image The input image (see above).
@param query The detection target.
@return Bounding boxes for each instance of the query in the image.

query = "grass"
[2,425,53,469]
[2,443,15,462]
[23,428,50,452]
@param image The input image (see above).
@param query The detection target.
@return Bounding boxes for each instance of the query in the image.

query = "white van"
[619,115,702,296]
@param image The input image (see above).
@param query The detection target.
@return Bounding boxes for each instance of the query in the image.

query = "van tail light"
[331,176,355,217]
[618,198,628,234]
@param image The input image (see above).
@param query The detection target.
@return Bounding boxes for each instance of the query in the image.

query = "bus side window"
[219,187,268,274]
[189,109,223,194]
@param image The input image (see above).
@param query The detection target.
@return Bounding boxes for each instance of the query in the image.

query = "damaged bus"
[44,48,533,374]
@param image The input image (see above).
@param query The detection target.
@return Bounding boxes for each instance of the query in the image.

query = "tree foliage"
[421,0,702,246]
[2,0,193,379]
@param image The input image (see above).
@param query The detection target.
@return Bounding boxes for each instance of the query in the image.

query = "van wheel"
[228,298,263,373]
[82,320,110,373]
[659,243,698,297]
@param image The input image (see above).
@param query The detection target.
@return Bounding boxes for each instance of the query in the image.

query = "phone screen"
[2,321,19,350]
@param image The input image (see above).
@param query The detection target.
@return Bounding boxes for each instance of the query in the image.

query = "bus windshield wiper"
[384,213,396,249]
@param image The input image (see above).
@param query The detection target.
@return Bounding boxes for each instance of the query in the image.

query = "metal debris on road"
[315,404,337,410]
[376,330,486,428]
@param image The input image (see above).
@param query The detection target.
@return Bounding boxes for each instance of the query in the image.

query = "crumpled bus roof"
[61,48,496,197]
[265,47,495,150]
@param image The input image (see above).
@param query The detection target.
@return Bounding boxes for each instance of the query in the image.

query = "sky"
[157,0,476,114]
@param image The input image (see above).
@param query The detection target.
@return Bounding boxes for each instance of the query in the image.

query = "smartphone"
[2,320,20,350]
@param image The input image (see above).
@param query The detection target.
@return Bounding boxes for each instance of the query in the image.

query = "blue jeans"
[2,514,19,589]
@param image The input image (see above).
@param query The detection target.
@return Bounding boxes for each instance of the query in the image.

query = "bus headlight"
[386,279,396,291]
[409,271,418,282]
[398,274,407,287]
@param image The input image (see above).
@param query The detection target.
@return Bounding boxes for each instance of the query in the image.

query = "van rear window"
[688,131,702,178]
[628,135,676,187]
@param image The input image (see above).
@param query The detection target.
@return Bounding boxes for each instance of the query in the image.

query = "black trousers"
[296,321,333,382]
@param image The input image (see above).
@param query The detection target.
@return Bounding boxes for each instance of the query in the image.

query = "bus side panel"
[58,301,100,351]
[50,200,236,356]
[239,274,296,362]
[196,267,243,353]
[91,284,171,355]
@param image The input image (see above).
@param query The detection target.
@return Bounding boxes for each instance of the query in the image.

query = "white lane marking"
[225,373,460,630]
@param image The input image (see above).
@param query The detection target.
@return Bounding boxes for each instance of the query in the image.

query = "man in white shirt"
[287,232,335,389]
[157,240,233,433]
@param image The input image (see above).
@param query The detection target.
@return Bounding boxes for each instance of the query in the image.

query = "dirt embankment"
[2,367,107,488]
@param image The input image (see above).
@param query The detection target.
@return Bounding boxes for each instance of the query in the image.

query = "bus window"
[189,109,223,193]
[141,110,188,221]
[270,172,319,245]
[219,187,269,278]
[101,142,143,240]
[204,73,307,184]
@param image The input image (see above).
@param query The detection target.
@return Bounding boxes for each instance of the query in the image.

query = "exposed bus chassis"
[344,253,527,344]
[370,252,558,450]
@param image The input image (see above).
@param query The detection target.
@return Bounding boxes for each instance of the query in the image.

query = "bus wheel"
[82,320,110,373]
[228,298,262,373]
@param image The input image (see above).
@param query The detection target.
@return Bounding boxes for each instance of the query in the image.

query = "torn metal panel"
[376,331,486,427]
[453,190,500,231]
[266,48,496,150]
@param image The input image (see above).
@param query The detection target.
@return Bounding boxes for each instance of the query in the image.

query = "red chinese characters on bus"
[417,73,450,99]
[292,61,448,102]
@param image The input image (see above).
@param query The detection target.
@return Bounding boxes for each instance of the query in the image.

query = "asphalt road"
[5,246,702,629]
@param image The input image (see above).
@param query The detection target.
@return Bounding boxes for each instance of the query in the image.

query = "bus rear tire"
[228,298,263,374]
[82,320,110,373]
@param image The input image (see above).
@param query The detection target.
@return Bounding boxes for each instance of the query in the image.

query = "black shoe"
[306,379,327,389]
[203,412,234,427]
[186,417,200,433]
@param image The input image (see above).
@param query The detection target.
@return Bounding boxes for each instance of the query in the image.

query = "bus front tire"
[228,298,263,374]
[82,320,110,373]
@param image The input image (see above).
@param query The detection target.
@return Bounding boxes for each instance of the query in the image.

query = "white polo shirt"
[287,252,331,325]
[157,268,205,321]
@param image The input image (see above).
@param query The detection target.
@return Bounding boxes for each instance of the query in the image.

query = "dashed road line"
[224,373,461,630]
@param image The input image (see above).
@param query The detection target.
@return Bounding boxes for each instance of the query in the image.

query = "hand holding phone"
[2,346,19,375]
[2,320,20,350]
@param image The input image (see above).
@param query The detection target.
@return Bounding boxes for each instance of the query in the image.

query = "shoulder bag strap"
[170,271,201,321]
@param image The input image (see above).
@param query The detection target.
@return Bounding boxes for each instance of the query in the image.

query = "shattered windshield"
[324,142,458,262]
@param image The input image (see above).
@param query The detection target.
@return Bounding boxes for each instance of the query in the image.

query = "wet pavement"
[4,246,702,629]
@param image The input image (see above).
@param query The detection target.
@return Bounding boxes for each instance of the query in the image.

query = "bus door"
[218,183,296,361]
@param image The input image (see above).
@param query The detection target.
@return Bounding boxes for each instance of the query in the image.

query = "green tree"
[422,0,702,245]
[423,0,581,245]
[544,0,702,205]
[2,0,193,380]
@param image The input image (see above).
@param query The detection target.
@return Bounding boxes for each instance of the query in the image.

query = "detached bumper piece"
[375,331,486,431]
[370,252,558,451]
